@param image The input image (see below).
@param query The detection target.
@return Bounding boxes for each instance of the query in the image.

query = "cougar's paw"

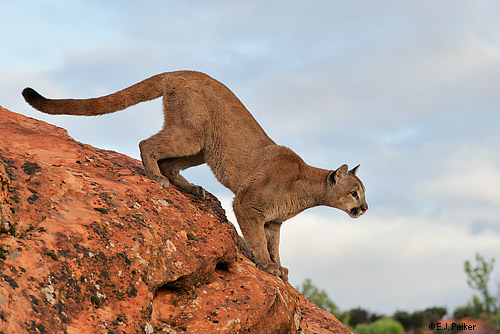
[190,185,206,198]
[151,175,170,188]
[279,266,289,282]
[257,262,281,277]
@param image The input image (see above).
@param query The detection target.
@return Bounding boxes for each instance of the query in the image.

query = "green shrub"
[354,323,371,334]
[354,317,404,334]
[298,279,338,315]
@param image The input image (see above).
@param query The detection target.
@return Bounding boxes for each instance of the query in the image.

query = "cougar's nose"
[361,204,368,212]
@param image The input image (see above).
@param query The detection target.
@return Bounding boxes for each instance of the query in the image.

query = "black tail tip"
[22,87,43,103]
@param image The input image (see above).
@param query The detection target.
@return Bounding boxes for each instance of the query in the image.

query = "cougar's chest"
[265,198,308,223]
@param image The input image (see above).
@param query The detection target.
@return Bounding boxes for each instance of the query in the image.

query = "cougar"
[22,71,368,281]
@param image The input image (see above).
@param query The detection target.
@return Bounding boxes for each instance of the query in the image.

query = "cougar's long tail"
[22,73,167,116]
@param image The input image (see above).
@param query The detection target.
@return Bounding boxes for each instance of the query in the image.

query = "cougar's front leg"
[233,200,280,277]
[265,221,288,281]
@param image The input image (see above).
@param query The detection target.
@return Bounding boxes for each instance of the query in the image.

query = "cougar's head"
[325,164,368,218]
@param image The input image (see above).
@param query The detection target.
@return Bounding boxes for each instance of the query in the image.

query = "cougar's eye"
[351,191,358,198]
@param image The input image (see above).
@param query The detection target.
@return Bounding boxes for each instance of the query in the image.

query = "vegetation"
[464,253,497,313]
[298,279,386,329]
[298,253,499,332]
[453,253,500,331]
[355,317,404,334]
[393,307,446,332]
[298,278,339,315]
[341,307,381,328]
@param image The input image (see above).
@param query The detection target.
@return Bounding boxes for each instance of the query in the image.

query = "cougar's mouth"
[349,206,367,218]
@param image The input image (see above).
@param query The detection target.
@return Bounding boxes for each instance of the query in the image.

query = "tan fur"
[22,71,368,280]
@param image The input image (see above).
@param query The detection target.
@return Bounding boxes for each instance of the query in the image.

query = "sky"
[2,1,500,316]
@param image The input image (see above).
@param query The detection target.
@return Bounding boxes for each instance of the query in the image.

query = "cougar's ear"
[349,164,360,175]
[328,164,349,185]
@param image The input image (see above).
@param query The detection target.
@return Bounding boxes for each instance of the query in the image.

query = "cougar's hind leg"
[158,151,206,197]
[139,129,203,189]
[139,134,170,188]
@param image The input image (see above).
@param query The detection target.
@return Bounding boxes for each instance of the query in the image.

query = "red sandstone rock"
[0,106,352,333]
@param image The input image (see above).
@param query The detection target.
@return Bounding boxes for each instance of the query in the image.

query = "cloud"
[0,67,67,116]
[422,145,500,205]
[278,209,500,314]
[1,2,125,68]
[2,0,500,316]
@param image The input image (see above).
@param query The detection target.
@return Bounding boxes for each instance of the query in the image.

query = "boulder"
[0,106,352,333]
